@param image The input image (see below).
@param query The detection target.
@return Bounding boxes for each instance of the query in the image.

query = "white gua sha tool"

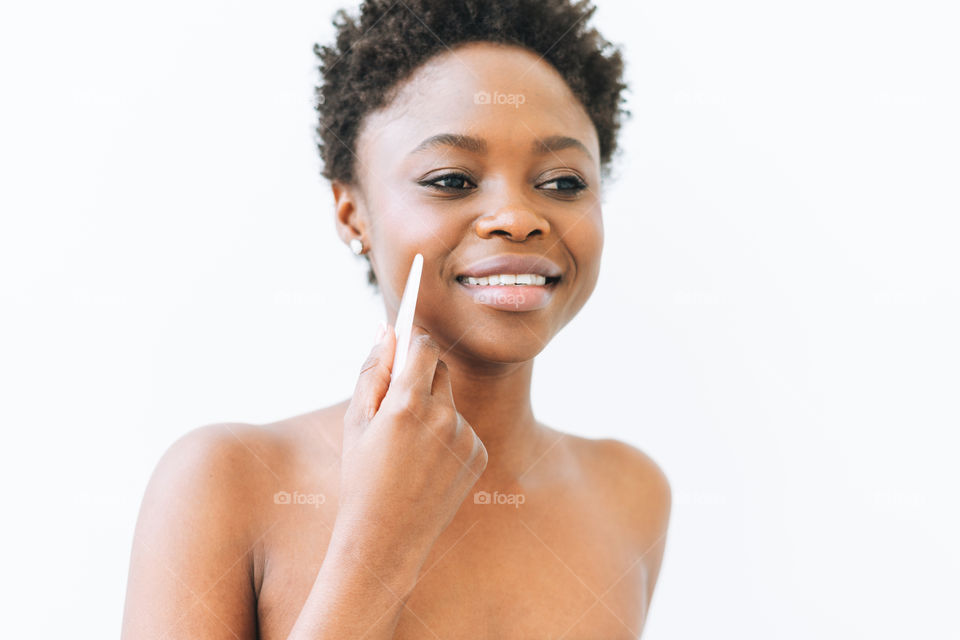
[390,253,423,379]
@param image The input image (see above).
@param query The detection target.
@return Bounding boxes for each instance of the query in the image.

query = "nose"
[474,194,551,242]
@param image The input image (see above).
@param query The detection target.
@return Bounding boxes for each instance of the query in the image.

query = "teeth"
[463,274,549,286]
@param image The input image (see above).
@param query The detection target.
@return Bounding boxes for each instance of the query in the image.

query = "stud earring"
[349,238,364,255]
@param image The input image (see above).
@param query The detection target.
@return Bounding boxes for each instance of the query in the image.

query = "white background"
[1,0,958,638]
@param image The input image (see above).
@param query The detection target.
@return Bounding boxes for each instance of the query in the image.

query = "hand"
[334,323,488,559]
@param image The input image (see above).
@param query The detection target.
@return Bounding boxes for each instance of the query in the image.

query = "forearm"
[285,526,433,640]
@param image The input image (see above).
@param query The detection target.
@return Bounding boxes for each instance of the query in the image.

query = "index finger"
[392,325,444,398]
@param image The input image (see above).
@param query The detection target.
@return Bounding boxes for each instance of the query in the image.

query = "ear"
[331,180,365,247]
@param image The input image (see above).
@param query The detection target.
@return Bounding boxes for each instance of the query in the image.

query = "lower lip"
[456,279,558,311]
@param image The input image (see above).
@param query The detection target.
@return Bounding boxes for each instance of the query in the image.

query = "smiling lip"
[456,254,563,280]
[455,254,562,312]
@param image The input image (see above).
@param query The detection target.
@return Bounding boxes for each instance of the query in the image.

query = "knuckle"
[358,354,387,379]
[432,404,457,429]
[344,399,374,427]
[398,388,424,413]
[419,407,454,443]
[414,334,440,355]
[356,404,377,425]
[376,402,403,425]
[426,413,454,442]
[398,400,429,429]
[413,332,432,346]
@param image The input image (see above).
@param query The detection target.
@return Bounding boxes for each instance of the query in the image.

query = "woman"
[121,0,671,637]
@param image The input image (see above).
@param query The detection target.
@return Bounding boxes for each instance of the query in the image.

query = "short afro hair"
[313,0,629,286]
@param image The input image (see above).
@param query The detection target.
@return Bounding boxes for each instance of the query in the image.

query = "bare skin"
[122,42,671,639]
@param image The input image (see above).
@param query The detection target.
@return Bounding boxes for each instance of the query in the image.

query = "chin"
[431,313,555,366]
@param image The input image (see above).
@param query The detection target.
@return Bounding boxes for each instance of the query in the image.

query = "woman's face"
[339,42,603,365]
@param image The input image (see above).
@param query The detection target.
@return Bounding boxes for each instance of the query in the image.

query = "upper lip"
[457,254,563,280]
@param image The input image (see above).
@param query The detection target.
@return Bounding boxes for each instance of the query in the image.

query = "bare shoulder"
[143,399,349,514]
[122,405,348,639]
[122,422,276,638]
[145,421,295,515]
[136,400,349,540]
[550,432,672,604]
[157,421,280,482]
[561,433,672,538]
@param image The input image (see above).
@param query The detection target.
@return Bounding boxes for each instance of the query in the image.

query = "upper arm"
[121,424,265,640]
[597,439,672,601]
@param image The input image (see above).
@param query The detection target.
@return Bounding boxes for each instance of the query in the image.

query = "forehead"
[355,42,600,165]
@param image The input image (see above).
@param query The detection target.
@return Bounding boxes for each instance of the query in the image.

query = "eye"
[538,175,588,194]
[419,172,477,192]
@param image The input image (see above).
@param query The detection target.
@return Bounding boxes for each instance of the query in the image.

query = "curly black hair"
[313,0,629,286]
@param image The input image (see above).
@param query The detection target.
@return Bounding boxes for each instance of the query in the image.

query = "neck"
[440,350,546,486]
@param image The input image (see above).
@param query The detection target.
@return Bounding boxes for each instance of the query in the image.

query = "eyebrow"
[532,135,592,160]
[408,133,593,162]
[410,133,487,156]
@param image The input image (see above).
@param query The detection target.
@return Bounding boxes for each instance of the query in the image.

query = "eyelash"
[419,172,588,195]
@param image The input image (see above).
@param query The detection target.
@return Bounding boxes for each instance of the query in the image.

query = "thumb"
[345,322,396,432]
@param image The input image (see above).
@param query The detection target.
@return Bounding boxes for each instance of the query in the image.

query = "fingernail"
[374,321,387,343]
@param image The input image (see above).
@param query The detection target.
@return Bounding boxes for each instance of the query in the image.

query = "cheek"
[568,206,604,284]
[368,199,461,302]
[561,206,604,315]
